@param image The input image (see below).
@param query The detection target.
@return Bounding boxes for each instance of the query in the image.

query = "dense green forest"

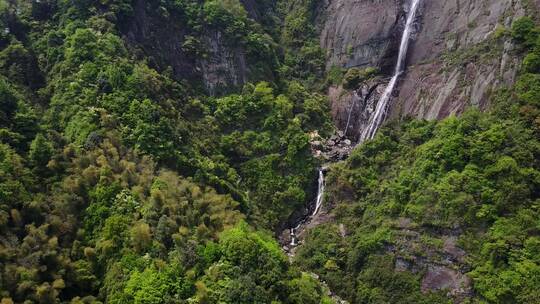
[0,0,539,303]
[0,0,335,303]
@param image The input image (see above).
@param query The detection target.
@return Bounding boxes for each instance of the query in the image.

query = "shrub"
[523,51,540,73]
[512,17,538,47]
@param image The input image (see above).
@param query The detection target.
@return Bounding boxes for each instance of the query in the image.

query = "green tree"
[512,17,538,47]
[28,133,53,171]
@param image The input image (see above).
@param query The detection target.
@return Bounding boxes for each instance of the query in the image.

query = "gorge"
[287,0,423,252]
[0,1,539,303]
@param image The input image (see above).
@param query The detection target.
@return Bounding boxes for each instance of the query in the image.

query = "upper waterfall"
[359,0,421,143]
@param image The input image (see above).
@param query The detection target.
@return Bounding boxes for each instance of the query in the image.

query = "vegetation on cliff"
[0,0,538,303]
[0,0,333,302]
[296,16,540,304]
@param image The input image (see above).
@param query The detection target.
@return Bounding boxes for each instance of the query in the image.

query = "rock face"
[320,0,538,128]
[327,80,385,140]
[393,0,528,120]
[421,266,472,298]
[388,219,474,300]
[122,0,269,95]
[199,30,248,95]
[318,0,404,72]
[310,130,355,161]
[123,0,196,85]
[316,2,539,301]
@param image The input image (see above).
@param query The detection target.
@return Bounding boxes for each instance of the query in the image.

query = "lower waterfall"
[290,168,326,247]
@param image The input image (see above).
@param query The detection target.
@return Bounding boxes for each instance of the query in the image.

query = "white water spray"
[313,169,325,216]
[290,229,297,246]
[359,0,421,143]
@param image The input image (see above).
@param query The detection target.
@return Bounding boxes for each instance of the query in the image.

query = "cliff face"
[314,0,539,299]
[122,0,272,95]
[119,0,536,113]
[395,0,527,120]
[319,0,403,72]
[320,0,537,129]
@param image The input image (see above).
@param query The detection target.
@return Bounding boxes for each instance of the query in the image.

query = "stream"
[282,1,422,302]
[286,0,422,251]
[289,168,326,247]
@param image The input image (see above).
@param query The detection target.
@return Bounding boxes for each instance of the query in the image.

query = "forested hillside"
[297,17,540,303]
[0,0,335,303]
[0,0,539,303]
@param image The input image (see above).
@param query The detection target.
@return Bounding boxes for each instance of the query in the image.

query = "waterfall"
[359,0,421,143]
[290,169,326,247]
[290,229,297,246]
[312,169,325,216]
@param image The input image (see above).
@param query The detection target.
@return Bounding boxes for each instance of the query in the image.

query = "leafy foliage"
[1,0,538,303]
[0,0,333,302]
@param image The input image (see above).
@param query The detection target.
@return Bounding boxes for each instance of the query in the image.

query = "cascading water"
[288,0,420,249]
[290,169,326,247]
[359,0,421,143]
[313,169,325,216]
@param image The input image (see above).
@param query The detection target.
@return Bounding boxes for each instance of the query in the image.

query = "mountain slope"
[296,11,540,303]
[0,0,538,303]
[0,1,334,302]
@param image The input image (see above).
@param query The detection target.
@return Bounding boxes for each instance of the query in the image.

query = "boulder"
[421,266,472,298]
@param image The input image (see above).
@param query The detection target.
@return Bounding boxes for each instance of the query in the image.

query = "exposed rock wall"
[200,30,249,95]
[393,0,527,120]
[320,0,537,128]
[318,0,404,72]
[328,81,385,139]
[317,1,539,299]
[122,0,266,95]
[124,0,197,85]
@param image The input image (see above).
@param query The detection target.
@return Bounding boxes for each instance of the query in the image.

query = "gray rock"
[124,0,273,95]
[320,0,533,126]
[393,0,527,120]
[339,223,347,237]
[395,258,411,272]
[443,237,466,263]
[311,141,323,149]
[421,266,472,298]
[319,0,401,71]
